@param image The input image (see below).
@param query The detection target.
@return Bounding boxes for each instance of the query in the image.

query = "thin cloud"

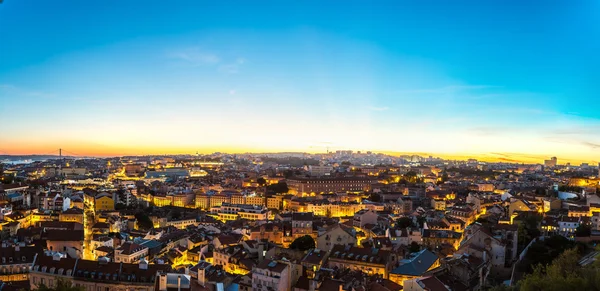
[0,84,54,99]
[219,58,246,74]
[397,85,498,94]
[169,48,220,65]
[219,64,240,74]
[582,141,600,149]
[369,106,389,111]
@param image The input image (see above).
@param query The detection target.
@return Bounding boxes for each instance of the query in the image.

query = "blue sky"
[0,1,598,162]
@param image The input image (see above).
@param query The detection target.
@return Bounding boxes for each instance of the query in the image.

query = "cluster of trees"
[516,213,542,253]
[558,185,584,193]
[494,247,600,291]
[403,171,423,184]
[515,235,575,274]
[266,182,289,194]
[135,211,154,230]
[290,235,315,251]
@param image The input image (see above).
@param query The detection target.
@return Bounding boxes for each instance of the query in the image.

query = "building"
[287,177,373,196]
[252,259,291,291]
[95,193,115,212]
[58,207,84,224]
[291,212,314,239]
[114,242,148,264]
[249,222,290,246]
[327,245,398,279]
[508,199,538,216]
[403,276,450,291]
[558,216,580,238]
[457,224,518,274]
[210,203,270,222]
[447,205,477,225]
[0,245,40,282]
[544,157,557,168]
[353,209,378,228]
[389,250,440,286]
[568,206,591,218]
[306,201,366,218]
[166,218,197,229]
[46,230,84,259]
[307,165,333,177]
[30,254,170,291]
[316,224,357,252]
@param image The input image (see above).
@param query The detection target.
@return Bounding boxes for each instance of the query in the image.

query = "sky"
[0,1,599,164]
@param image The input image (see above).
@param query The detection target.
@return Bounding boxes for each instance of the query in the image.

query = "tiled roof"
[46,230,84,242]
[117,242,147,255]
[391,249,438,276]
[255,259,288,273]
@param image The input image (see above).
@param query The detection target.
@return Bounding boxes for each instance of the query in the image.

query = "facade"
[165,218,197,229]
[353,209,378,228]
[306,201,366,218]
[95,194,115,211]
[252,259,291,291]
[287,177,373,195]
[114,242,149,264]
[327,245,398,279]
[389,250,440,286]
[59,207,84,224]
[30,254,170,291]
[0,245,39,282]
[46,230,84,259]
[291,212,314,239]
[558,216,580,238]
[316,224,357,252]
[457,224,517,274]
[210,203,270,222]
[307,165,333,177]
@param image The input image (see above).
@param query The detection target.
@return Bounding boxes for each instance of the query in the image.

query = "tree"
[257,177,267,187]
[518,248,589,291]
[135,212,154,230]
[396,217,413,228]
[34,279,85,291]
[409,241,420,253]
[170,209,182,220]
[368,193,381,203]
[267,182,289,194]
[290,235,316,251]
[575,224,591,237]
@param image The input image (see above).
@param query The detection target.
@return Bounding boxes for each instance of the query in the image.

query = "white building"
[307,165,333,177]
[353,209,378,228]
[114,242,148,264]
[558,216,580,238]
[252,259,290,291]
[210,203,270,222]
[316,224,357,252]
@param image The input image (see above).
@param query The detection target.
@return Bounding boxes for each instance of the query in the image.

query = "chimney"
[139,258,148,270]
[258,241,265,263]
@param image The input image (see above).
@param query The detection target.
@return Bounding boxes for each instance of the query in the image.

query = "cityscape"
[1,1,599,291]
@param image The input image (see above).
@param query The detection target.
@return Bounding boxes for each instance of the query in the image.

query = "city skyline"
[1,1,599,163]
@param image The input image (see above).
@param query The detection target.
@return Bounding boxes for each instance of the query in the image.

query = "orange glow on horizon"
[1,142,597,165]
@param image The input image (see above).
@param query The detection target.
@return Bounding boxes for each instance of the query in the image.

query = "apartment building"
[287,177,373,195]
